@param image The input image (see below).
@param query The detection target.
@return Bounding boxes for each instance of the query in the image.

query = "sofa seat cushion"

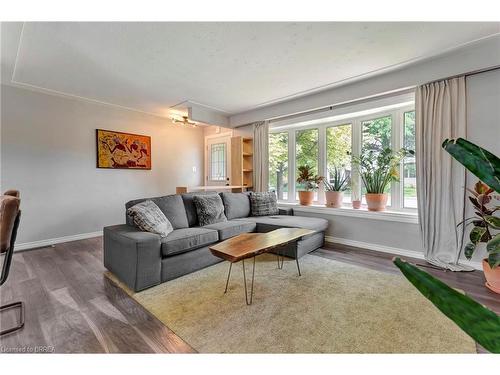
[203,220,257,240]
[234,215,328,233]
[161,227,218,257]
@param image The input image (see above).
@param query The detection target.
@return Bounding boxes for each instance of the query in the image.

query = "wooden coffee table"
[209,228,315,305]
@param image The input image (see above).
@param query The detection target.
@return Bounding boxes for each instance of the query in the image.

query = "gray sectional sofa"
[104,191,328,292]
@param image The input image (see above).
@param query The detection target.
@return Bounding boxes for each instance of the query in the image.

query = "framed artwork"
[96,129,152,169]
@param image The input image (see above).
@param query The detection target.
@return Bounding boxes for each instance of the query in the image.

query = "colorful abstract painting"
[96,129,151,169]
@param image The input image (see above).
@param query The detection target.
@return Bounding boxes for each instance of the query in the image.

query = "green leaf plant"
[296,165,323,191]
[393,138,500,353]
[393,258,500,353]
[443,139,500,269]
[351,147,412,194]
[324,166,349,192]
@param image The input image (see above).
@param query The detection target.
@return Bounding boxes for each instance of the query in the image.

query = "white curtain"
[416,76,472,271]
[253,121,269,192]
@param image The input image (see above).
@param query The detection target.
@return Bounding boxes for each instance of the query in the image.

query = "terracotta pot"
[325,191,343,208]
[352,200,361,209]
[483,259,500,294]
[298,191,314,206]
[365,193,388,211]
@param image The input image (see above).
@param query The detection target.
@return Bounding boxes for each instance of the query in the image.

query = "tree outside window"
[403,111,417,208]
[326,124,352,203]
[296,128,319,200]
[269,132,289,200]
[361,115,392,205]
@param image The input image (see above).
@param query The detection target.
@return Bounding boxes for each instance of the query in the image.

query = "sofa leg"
[0,301,25,336]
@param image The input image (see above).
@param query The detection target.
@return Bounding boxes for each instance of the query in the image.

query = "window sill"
[278,202,419,224]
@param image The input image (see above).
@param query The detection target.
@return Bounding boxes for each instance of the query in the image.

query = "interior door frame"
[204,131,233,186]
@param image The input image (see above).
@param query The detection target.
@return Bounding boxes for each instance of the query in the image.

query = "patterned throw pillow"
[193,194,227,226]
[127,200,173,237]
[249,192,279,216]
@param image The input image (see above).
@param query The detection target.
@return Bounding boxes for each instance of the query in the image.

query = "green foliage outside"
[362,115,391,152]
[295,129,319,192]
[269,132,289,199]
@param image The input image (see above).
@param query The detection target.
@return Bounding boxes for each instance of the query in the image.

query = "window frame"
[269,104,416,212]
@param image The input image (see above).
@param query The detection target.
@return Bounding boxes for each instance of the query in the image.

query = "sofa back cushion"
[193,194,227,226]
[181,191,218,227]
[221,192,251,219]
[249,192,279,216]
[126,194,189,229]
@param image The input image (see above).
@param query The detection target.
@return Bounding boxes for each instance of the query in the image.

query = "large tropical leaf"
[487,234,500,268]
[393,257,500,353]
[442,138,500,193]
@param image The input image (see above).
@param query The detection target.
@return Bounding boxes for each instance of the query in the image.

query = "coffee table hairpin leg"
[223,258,256,305]
[242,257,256,305]
[276,246,301,276]
[224,262,232,294]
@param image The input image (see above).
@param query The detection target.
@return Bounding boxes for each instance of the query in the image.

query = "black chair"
[0,190,24,336]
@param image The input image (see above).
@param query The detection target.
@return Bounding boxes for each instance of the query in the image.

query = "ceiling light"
[171,115,197,127]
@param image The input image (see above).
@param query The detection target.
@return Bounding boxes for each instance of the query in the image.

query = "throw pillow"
[127,200,173,237]
[193,194,227,226]
[249,192,279,216]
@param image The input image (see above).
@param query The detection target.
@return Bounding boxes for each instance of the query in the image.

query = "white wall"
[1,84,205,247]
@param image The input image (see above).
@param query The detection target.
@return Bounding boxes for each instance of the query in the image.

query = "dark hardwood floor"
[1,237,498,353]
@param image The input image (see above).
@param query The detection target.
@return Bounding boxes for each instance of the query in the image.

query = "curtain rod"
[234,64,500,128]
[423,65,500,85]
[234,87,415,127]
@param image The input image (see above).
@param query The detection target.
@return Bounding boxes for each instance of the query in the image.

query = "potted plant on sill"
[324,166,349,208]
[296,165,323,206]
[351,147,410,211]
[443,139,500,294]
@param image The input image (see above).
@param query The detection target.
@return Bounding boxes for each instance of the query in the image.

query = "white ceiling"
[1,22,499,118]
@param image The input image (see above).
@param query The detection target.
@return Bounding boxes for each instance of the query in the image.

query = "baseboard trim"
[15,231,103,251]
[324,236,483,271]
[14,231,483,271]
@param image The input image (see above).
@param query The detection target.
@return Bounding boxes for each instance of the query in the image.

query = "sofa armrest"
[279,207,294,216]
[104,224,162,291]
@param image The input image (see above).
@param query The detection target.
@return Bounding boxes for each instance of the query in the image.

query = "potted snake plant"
[296,165,323,206]
[352,147,410,211]
[324,167,349,208]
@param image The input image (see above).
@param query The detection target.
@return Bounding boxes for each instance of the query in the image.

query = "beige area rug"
[106,254,476,353]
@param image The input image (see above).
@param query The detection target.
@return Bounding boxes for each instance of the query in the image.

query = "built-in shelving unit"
[231,136,253,190]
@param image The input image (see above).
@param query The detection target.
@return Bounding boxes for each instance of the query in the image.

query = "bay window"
[268,103,417,212]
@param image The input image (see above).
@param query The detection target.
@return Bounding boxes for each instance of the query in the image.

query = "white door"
[206,135,231,186]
